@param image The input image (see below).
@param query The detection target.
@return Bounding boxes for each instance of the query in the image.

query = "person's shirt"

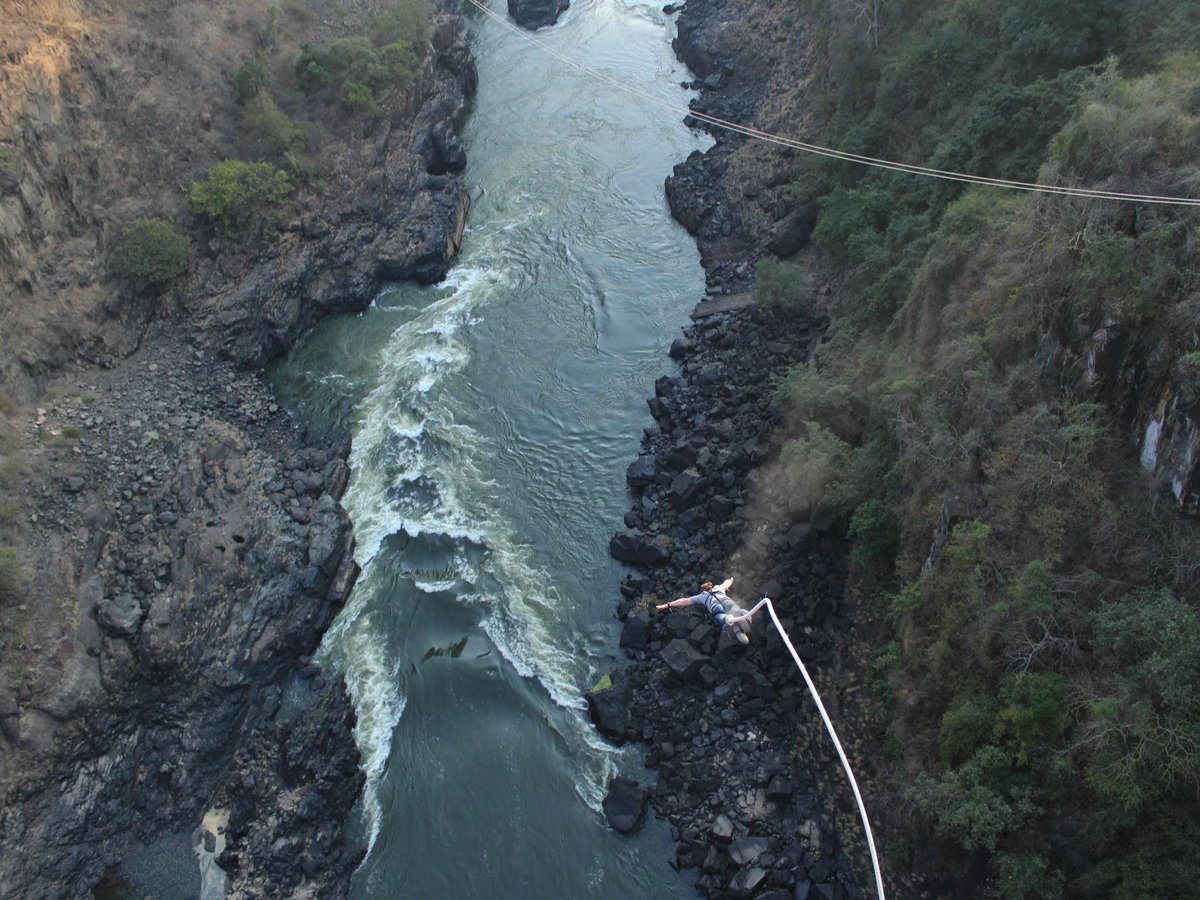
[688,590,729,618]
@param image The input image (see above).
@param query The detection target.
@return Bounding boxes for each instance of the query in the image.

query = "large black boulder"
[662,638,706,681]
[625,456,657,488]
[766,204,818,258]
[587,677,629,743]
[507,0,569,30]
[609,533,670,566]
[602,775,647,833]
[619,612,650,650]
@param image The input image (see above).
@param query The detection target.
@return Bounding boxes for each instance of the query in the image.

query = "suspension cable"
[460,0,1200,207]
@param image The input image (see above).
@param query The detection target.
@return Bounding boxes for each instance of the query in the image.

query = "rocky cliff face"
[0,1,477,896]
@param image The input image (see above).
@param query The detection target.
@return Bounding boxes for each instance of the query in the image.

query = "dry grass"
[0,0,96,97]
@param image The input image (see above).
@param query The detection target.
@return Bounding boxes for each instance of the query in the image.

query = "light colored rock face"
[1138,386,1200,513]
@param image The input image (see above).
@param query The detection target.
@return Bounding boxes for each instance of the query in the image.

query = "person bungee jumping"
[656,577,751,645]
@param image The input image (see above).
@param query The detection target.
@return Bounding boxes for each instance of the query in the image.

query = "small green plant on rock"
[115,218,191,290]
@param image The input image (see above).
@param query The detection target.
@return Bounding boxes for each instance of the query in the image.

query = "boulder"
[710,813,734,846]
[729,836,770,865]
[506,0,569,30]
[677,507,709,535]
[669,470,704,510]
[663,444,698,473]
[609,533,669,566]
[587,677,629,743]
[602,775,647,833]
[95,593,144,638]
[766,774,794,804]
[662,638,706,681]
[766,204,817,258]
[625,456,657,488]
[708,495,736,521]
[619,613,649,650]
[730,865,769,896]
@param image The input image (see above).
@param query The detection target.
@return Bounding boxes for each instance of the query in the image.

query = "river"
[269,0,708,895]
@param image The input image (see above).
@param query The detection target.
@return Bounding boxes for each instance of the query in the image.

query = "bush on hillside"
[293,2,427,108]
[239,94,306,162]
[0,547,24,603]
[234,56,271,105]
[187,160,293,239]
[115,218,190,290]
[752,256,814,312]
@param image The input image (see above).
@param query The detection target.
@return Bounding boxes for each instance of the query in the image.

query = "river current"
[270,1,709,895]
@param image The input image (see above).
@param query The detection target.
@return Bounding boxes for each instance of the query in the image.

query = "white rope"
[461,0,1200,207]
[726,598,886,900]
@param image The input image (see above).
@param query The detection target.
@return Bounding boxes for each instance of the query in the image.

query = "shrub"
[339,81,377,115]
[774,364,856,440]
[233,56,271,104]
[379,40,420,87]
[371,0,428,48]
[187,160,293,239]
[996,672,1068,765]
[295,44,330,93]
[327,36,383,86]
[909,744,1041,853]
[753,256,814,312]
[115,218,190,289]
[939,691,999,767]
[0,547,24,602]
[239,94,305,161]
[1082,590,1200,813]
[847,498,899,566]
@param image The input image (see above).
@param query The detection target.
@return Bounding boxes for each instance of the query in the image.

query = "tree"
[233,56,271,105]
[187,160,293,239]
[1080,590,1200,814]
[115,218,190,289]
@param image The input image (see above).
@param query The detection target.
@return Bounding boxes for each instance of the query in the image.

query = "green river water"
[268,1,710,895]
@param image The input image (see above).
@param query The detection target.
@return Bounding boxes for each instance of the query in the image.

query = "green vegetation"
[294,0,428,111]
[752,256,814,312]
[0,547,24,603]
[757,1,1200,894]
[239,94,305,164]
[233,56,271,105]
[187,160,293,239]
[114,218,190,290]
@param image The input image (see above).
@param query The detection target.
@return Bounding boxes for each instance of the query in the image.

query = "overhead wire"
[460,0,1200,206]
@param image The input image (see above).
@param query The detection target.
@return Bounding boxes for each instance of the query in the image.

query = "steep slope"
[0,0,476,895]
[608,0,1200,897]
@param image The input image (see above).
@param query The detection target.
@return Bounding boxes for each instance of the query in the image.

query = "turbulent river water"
[270,1,709,895]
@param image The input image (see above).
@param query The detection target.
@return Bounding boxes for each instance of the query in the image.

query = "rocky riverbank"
[0,3,476,896]
[593,0,871,897]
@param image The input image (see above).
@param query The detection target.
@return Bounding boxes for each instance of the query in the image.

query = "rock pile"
[595,303,863,899]
[590,0,869,895]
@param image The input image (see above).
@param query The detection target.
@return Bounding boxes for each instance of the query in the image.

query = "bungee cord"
[726,598,886,900]
[460,0,1200,206]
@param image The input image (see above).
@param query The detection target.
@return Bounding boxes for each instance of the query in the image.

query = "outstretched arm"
[656,597,692,611]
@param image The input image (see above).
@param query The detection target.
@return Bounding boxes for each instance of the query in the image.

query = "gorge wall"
[0,0,476,895]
